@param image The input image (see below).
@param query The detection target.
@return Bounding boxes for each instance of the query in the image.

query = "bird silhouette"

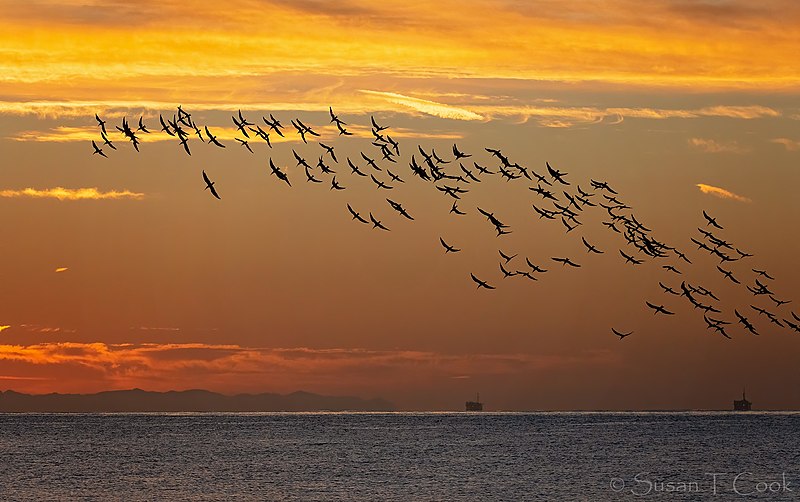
[205,127,225,148]
[95,113,107,135]
[551,257,580,268]
[269,158,291,187]
[470,273,495,290]
[612,328,632,340]
[202,170,221,200]
[91,140,107,158]
[645,301,674,315]
[346,203,369,224]
[439,237,461,253]
[581,237,603,254]
[702,210,723,230]
[369,213,390,231]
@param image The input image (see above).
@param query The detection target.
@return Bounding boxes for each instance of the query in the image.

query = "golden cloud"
[0,326,10,333]
[360,90,484,121]
[696,183,752,203]
[688,138,749,154]
[0,187,145,201]
[771,138,800,151]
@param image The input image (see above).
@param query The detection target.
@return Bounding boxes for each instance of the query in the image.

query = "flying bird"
[526,258,548,273]
[91,140,107,158]
[95,113,107,134]
[499,262,516,278]
[702,210,723,230]
[734,310,759,336]
[620,250,643,265]
[452,144,471,160]
[581,237,603,254]
[100,131,116,150]
[752,269,774,280]
[473,162,495,176]
[386,199,413,220]
[369,213,390,231]
[499,250,517,264]
[769,295,791,307]
[178,136,191,156]
[324,106,343,124]
[235,138,253,153]
[319,142,338,163]
[346,204,369,224]
[645,301,674,316]
[450,201,466,216]
[361,152,381,171]
[612,328,632,340]
[371,116,388,132]
[546,161,569,185]
[470,273,495,290]
[551,257,580,268]
[439,237,461,253]
[659,282,679,296]
[204,127,225,148]
[370,174,393,190]
[347,158,367,177]
[202,170,221,200]
[304,165,322,183]
[330,176,346,190]
[717,266,740,284]
[268,158,291,187]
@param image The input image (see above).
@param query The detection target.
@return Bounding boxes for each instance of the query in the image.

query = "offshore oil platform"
[733,388,752,411]
[465,393,483,411]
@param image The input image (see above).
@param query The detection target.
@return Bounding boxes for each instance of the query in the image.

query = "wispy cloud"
[0,187,145,201]
[360,90,484,121]
[0,96,783,131]
[476,104,780,126]
[17,324,76,334]
[771,138,800,151]
[54,267,68,273]
[130,326,181,332]
[688,137,749,153]
[696,183,751,203]
[0,326,10,334]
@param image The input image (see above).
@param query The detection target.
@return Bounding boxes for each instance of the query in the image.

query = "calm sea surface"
[1,412,799,501]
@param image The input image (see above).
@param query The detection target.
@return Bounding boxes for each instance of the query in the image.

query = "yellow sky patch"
[0,187,145,201]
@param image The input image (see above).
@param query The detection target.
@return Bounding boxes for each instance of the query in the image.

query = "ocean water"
[1,412,798,501]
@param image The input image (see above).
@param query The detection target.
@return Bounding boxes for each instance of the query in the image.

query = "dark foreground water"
[1,412,799,501]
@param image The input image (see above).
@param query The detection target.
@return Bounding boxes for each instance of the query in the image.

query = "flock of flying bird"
[90,106,799,341]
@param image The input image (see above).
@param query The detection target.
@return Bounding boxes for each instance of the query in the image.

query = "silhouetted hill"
[0,389,394,412]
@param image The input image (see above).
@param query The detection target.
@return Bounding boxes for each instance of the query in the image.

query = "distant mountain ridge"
[0,389,394,412]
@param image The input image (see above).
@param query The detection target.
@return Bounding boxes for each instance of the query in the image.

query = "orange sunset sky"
[1,0,799,410]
